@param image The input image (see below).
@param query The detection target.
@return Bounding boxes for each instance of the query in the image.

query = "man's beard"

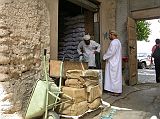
[109,38,112,40]
[84,41,90,45]
[85,42,90,45]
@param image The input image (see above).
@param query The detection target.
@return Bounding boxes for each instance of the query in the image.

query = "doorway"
[58,0,99,61]
[127,5,160,85]
[137,19,160,84]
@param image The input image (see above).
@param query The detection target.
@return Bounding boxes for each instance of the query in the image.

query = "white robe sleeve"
[77,41,83,55]
[103,42,117,60]
[93,41,100,52]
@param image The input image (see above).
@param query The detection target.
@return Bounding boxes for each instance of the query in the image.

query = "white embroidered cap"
[109,30,118,36]
[83,34,91,40]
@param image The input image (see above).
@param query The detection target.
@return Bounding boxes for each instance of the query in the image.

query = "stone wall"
[0,0,50,118]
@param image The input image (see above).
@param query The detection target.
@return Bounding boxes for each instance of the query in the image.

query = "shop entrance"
[58,0,100,68]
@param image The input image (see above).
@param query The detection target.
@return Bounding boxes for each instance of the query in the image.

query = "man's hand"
[79,56,83,61]
[94,50,99,54]
[151,57,153,64]
[79,54,83,61]
[80,48,85,53]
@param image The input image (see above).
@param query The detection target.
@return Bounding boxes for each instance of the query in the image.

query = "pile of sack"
[56,69,102,116]
[58,15,85,61]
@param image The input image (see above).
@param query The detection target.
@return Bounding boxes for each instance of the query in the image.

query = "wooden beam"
[45,0,58,60]
[66,0,99,12]
[131,7,160,20]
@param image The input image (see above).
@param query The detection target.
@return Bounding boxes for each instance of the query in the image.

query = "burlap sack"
[82,76,98,80]
[84,79,98,87]
[65,78,85,88]
[56,101,88,116]
[88,98,101,110]
[81,70,99,80]
[66,70,83,79]
[81,70,98,77]
[87,85,102,102]
[61,86,87,103]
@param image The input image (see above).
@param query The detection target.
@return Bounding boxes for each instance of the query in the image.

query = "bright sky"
[137,19,160,54]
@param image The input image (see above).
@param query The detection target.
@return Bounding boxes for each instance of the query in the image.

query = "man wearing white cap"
[77,34,100,69]
[103,30,122,96]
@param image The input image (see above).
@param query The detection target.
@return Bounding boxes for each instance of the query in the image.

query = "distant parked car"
[137,53,152,69]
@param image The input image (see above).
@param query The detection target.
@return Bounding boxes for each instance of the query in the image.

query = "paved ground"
[102,84,160,119]
[80,69,160,119]
[80,83,160,119]
[138,69,156,83]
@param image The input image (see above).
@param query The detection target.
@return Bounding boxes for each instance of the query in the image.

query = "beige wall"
[98,0,116,54]
[98,0,116,69]
[45,0,117,61]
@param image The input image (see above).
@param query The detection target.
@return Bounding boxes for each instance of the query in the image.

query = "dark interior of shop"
[58,0,86,61]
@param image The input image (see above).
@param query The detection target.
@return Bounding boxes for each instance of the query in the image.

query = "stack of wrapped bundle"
[58,15,85,61]
[56,70,102,116]
[81,70,102,110]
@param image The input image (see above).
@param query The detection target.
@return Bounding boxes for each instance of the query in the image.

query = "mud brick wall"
[0,0,50,118]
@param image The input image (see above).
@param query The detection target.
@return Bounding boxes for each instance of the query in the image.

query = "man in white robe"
[103,30,122,95]
[77,34,100,69]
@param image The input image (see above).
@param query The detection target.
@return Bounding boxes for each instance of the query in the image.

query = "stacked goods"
[56,70,102,116]
[65,70,85,88]
[58,15,85,61]
[82,70,102,110]
[49,60,88,78]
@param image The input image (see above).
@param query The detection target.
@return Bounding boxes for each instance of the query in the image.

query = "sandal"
[111,93,121,96]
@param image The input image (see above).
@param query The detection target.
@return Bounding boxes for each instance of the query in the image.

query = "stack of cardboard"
[56,70,102,116]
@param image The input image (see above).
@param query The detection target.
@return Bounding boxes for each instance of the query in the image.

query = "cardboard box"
[56,101,88,116]
[88,98,101,110]
[87,85,102,102]
[65,78,85,88]
[66,70,83,79]
[49,60,88,78]
[62,86,87,103]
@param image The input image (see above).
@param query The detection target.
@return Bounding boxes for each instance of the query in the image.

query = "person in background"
[151,38,160,83]
[77,34,100,69]
[103,30,122,96]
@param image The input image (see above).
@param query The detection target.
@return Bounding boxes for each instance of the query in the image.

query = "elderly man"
[77,34,100,69]
[103,30,122,96]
